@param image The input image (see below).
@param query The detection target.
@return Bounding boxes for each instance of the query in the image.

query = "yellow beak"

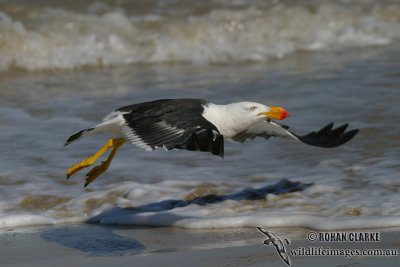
[257,106,290,120]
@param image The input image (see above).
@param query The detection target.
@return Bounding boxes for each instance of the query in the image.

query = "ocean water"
[1,0,400,71]
[0,0,400,231]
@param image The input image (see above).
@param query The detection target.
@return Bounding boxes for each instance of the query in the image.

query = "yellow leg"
[84,138,125,187]
[66,138,124,179]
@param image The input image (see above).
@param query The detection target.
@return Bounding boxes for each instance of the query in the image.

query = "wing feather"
[232,120,358,148]
[120,99,224,157]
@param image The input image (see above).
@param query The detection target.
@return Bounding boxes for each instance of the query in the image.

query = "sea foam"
[96,212,400,230]
[1,1,399,72]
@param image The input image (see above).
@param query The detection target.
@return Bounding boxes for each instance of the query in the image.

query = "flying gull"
[64,99,359,187]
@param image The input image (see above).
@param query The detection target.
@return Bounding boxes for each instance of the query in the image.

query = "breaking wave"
[1,0,399,72]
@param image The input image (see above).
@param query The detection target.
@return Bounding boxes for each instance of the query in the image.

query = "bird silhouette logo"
[257,227,291,266]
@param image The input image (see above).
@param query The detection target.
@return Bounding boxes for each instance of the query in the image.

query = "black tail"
[64,127,94,146]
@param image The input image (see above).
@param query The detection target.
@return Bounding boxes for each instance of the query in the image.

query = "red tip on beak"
[281,109,290,120]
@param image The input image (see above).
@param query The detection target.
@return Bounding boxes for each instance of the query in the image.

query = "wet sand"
[1,224,399,267]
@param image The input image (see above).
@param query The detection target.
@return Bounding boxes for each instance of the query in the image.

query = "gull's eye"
[248,106,257,112]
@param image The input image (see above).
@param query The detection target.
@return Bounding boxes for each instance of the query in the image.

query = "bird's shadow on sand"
[41,224,146,256]
[41,179,311,256]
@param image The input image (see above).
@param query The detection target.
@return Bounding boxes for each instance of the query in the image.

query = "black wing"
[119,99,224,157]
[294,122,359,148]
[232,120,358,148]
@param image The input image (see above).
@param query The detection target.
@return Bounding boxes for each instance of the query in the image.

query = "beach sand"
[1,225,399,267]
